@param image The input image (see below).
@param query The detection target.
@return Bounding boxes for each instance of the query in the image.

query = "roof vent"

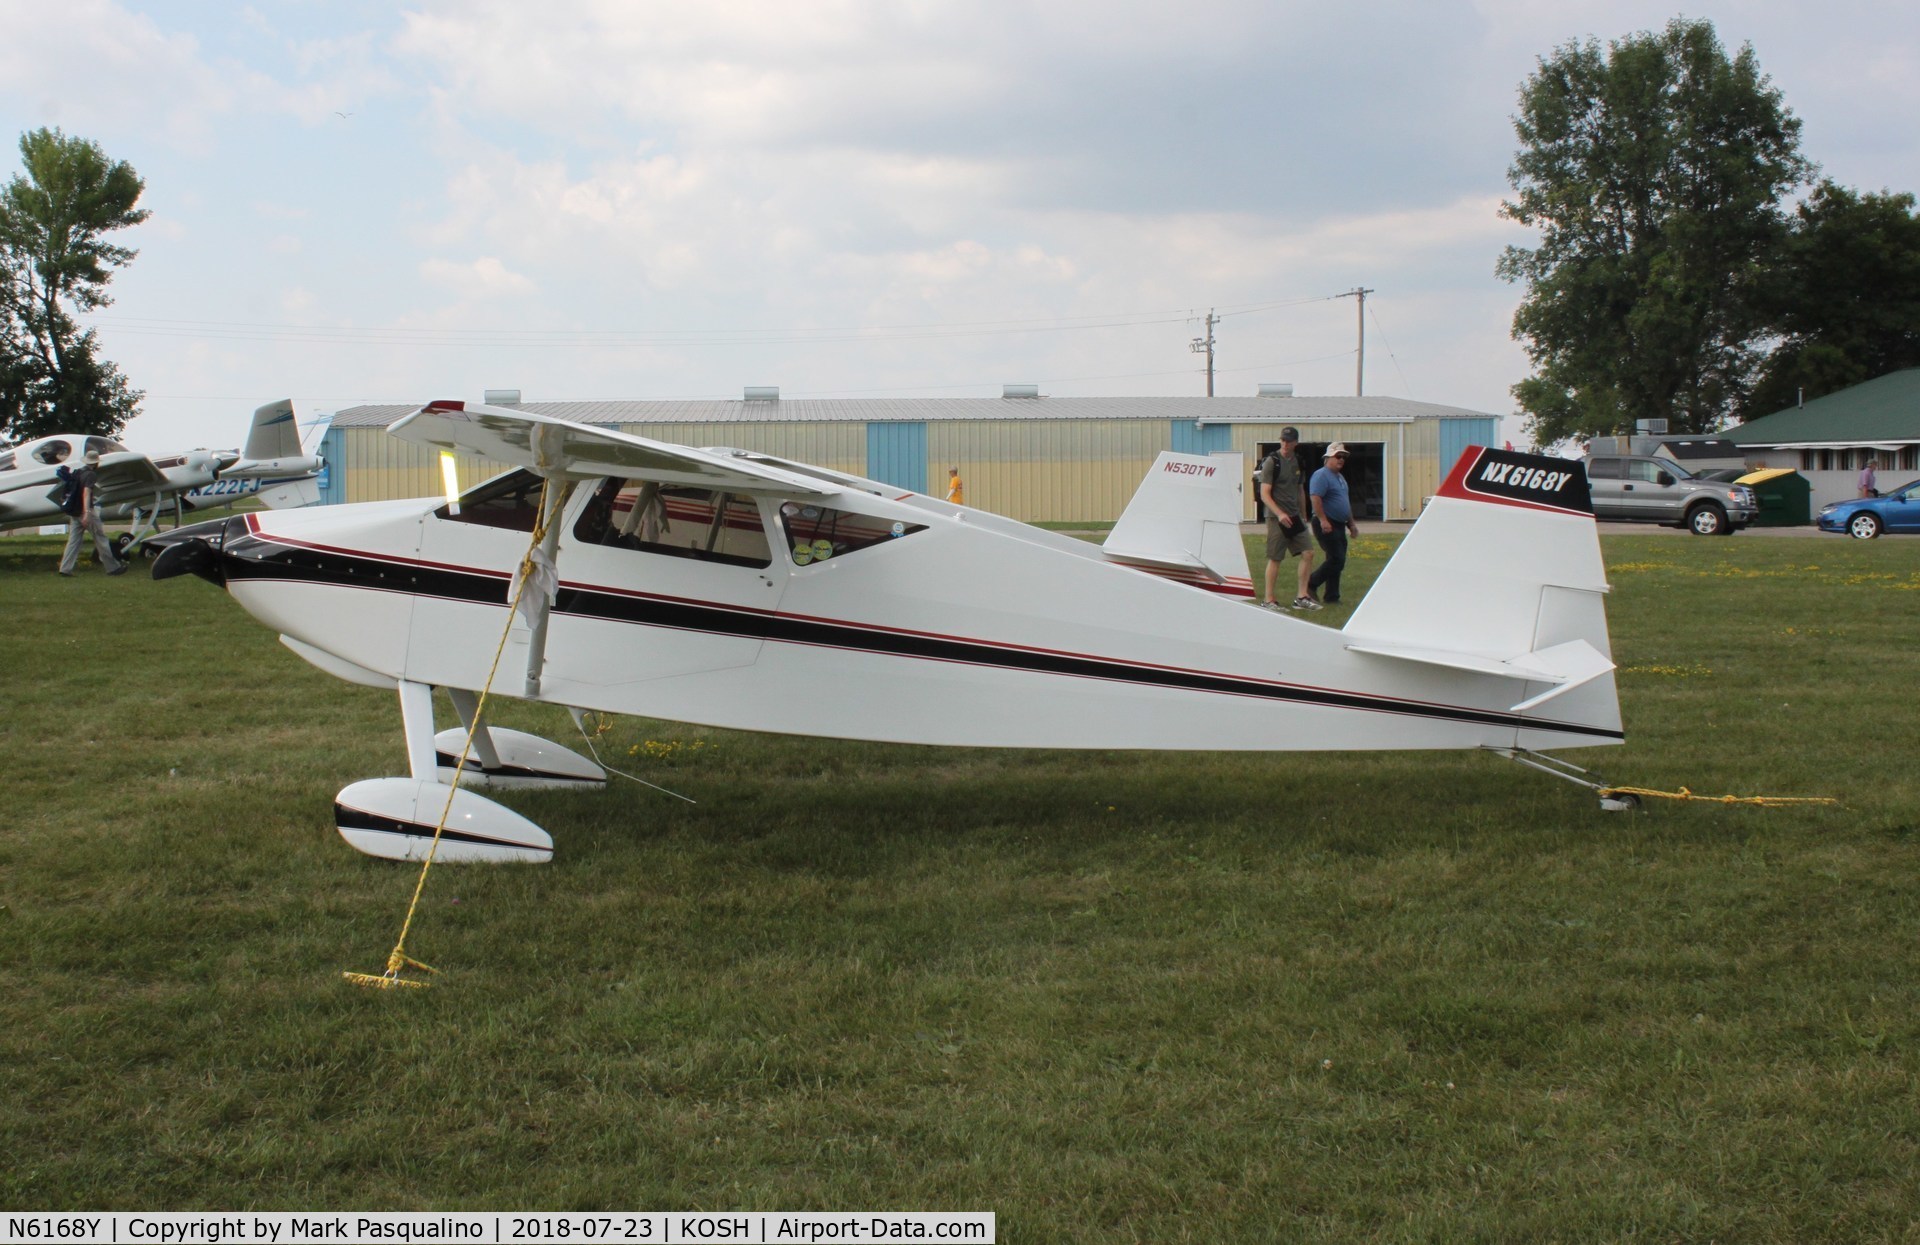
[482,389,522,405]
[1257,383,1294,398]
[1635,418,1668,435]
[1002,383,1040,399]
[744,386,779,401]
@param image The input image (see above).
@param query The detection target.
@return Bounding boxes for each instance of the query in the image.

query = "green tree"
[1744,181,1920,417]
[1498,18,1811,445]
[0,127,148,443]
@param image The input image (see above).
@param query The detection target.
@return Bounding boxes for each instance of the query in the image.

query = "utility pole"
[1339,287,1373,395]
[1189,309,1218,397]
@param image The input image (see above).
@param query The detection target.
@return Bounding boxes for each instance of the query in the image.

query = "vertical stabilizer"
[1345,447,1620,744]
[1102,452,1252,596]
[243,399,302,462]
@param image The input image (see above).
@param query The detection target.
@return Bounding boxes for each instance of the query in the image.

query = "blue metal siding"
[1170,420,1233,455]
[865,422,928,493]
[1438,418,1498,481]
[319,426,345,505]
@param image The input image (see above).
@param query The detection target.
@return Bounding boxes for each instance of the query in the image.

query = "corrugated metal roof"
[1725,369,1920,446]
[329,394,1494,429]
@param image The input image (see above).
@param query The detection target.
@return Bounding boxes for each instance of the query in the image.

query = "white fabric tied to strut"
[511,543,560,630]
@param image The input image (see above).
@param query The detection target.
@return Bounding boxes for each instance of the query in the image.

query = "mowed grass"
[2,528,1917,1240]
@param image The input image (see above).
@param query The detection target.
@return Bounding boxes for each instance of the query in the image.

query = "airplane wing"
[0,452,168,517]
[0,464,65,517]
[389,401,838,496]
[90,453,172,506]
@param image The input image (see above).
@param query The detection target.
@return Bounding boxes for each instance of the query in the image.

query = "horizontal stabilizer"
[259,478,321,509]
[391,401,836,496]
[1346,638,1613,713]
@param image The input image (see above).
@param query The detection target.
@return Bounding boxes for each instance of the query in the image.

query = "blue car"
[1817,479,1920,538]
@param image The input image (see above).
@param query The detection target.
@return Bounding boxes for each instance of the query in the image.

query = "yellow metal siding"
[928,420,1165,522]
[616,422,866,475]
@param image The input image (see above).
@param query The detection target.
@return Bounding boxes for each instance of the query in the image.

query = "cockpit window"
[574,479,772,569]
[438,467,544,531]
[83,437,127,457]
[778,502,925,565]
[33,441,72,465]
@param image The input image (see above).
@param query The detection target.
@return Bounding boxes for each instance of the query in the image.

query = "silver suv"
[1587,455,1759,535]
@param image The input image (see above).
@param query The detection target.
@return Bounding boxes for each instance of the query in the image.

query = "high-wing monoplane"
[151,400,1623,863]
[0,400,325,554]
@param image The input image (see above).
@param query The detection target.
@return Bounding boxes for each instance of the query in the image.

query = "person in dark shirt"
[58,449,128,577]
[1257,426,1317,610]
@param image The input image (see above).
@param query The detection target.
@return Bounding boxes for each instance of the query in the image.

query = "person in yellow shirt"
[946,467,965,505]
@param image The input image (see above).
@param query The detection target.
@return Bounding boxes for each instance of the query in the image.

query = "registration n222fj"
[151,401,1624,863]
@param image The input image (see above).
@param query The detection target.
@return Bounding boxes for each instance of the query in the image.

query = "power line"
[84,291,1357,352]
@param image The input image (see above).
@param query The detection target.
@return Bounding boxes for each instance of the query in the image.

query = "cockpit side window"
[83,437,128,457]
[438,467,544,531]
[574,479,772,569]
[33,441,72,465]
[778,502,926,566]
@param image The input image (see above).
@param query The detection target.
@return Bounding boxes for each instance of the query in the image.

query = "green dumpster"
[1735,468,1811,526]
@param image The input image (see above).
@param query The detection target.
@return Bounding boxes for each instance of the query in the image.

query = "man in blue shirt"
[1307,443,1359,605]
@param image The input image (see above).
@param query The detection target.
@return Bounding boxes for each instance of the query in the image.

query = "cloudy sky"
[2,0,1915,452]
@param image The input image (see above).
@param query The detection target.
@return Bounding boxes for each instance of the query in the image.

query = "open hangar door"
[1252,441,1385,521]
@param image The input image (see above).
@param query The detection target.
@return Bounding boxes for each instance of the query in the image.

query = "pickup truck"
[1586,454,1759,535]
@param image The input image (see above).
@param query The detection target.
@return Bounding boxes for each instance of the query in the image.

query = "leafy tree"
[1498,18,1811,444]
[1744,181,1920,417]
[0,127,148,443]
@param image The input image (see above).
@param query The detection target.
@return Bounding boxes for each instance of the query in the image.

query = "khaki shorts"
[1266,516,1314,561]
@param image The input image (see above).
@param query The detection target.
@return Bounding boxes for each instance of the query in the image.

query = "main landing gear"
[333,681,607,863]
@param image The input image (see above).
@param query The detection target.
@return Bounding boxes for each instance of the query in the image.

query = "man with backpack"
[57,449,128,577]
[1256,426,1317,611]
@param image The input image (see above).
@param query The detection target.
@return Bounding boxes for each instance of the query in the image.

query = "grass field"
[3,527,1917,1240]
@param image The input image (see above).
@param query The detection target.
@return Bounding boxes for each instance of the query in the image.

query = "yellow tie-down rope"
[1598,784,1839,808]
[344,476,573,991]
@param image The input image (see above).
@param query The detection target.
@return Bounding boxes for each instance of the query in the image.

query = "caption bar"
[2,1215,994,1245]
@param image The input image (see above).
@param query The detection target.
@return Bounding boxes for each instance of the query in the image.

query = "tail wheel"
[1687,504,1727,536]
[1848,512,1883,540]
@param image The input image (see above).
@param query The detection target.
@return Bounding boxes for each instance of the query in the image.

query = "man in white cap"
[57,448,128,577]
[1306,443,1359,605]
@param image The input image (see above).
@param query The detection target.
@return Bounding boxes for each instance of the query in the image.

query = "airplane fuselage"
[204,473,1620,755]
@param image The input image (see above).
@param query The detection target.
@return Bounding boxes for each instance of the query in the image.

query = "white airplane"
[150,400,1624,864]
[0,400,325,554]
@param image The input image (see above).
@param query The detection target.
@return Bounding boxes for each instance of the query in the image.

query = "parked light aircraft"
[150,400,1624,864]
[0,400,324,553]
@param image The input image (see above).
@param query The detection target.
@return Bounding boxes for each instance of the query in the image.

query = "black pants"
[1308,524,1349,603]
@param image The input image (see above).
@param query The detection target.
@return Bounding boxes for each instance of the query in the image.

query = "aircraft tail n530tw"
[1101,451,1253,596]
[1343,447,1620,740]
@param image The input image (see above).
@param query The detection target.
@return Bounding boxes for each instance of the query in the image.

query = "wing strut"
[518,471,576,700]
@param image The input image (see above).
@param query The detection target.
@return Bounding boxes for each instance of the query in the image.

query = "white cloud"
[419,256,537,298]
